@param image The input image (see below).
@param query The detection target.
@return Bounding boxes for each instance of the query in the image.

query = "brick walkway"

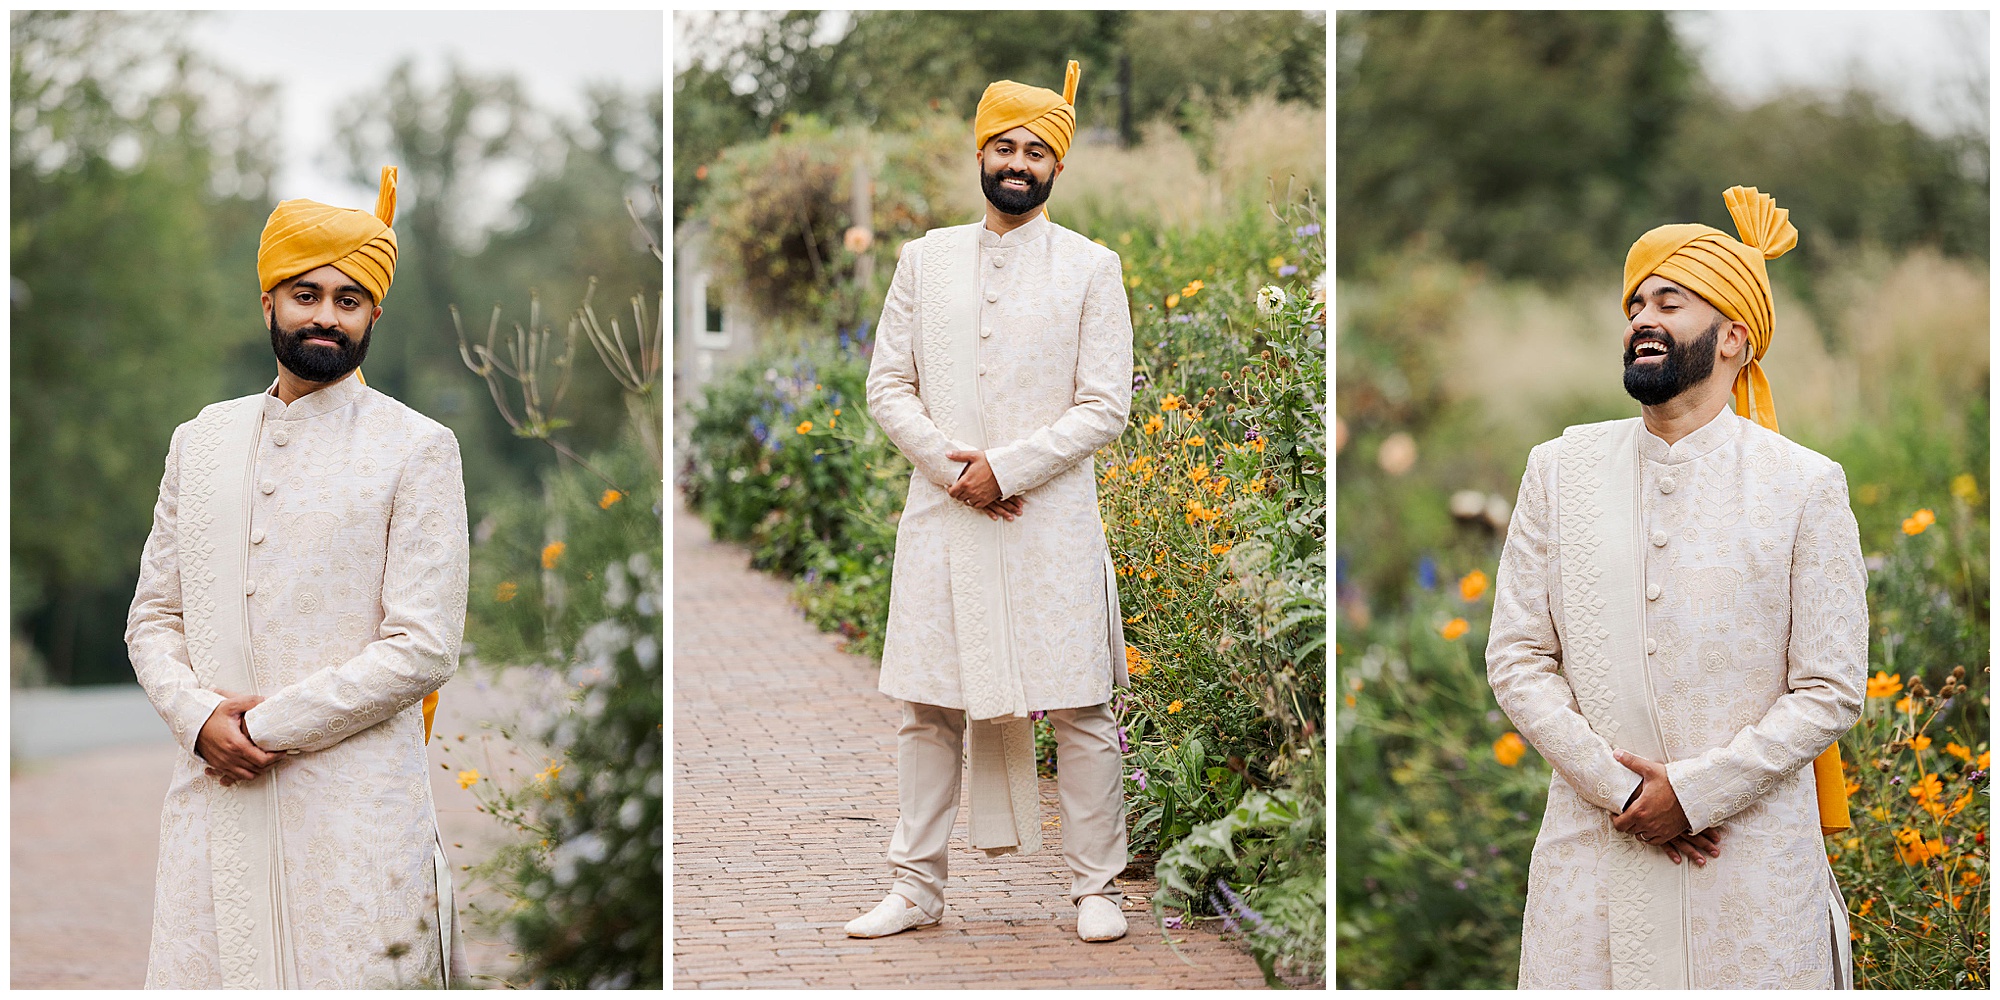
[671,499,1271,989]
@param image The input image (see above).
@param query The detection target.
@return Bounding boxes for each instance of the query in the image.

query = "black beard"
[1623,318,1721,406]
[980,164,1054,216]
[270,315,371,384]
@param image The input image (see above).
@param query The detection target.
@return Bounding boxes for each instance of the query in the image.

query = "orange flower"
[1183,436,1206,447]
[1209,543,1231,555]
[1961,870,1983,887]
[1894,695,1915,715]
[1896,834,1945,865]
[541,541,566,569]
[495,581,519,603]
[1908,773,1943,804]
[1459,569,1489,602]
[1244,477,1266,494]
[1165,293,1181,309]
[1493,732,1527,767]
[1944,742,1972,763]
[1945,789,1975,819]
[1440,618,1469,641]
[457,769,480,790]
[1249,437,1265,453]
[1902,508,1936,535]
[1189,466,1209,485]
[1866,671,1903,699]
[1910,734,1932,752]
[1167,700,1184,714]
[1160,394,1183,411]
[1143,414,1164,435]
[598,489,624,509]
[1124,645,1153,677]
[796,420,813,435]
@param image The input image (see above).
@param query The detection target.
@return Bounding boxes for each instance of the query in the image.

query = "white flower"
[1256,284,1288,317]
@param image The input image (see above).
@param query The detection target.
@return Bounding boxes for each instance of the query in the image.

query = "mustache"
[288,326,352,347]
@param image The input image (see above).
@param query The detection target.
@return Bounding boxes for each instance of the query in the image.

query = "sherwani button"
[1644,638,1657,654]
[1660,477,1677,494]
[985,291,998,303]
[993,257,1005,268]
[273,429,289,447]
[1651,530,1668,547]
[1646,583,1662,601]
[251,528,266,545]
[260,479,276,495]
[245,580,257,596]
[981,327,992,338]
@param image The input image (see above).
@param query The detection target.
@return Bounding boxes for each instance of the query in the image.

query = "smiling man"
[851,61,1137,943]
[126,166,470,988]
[1485,187,1867,989]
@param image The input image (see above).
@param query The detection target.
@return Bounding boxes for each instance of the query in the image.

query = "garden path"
[671,497,1271,988]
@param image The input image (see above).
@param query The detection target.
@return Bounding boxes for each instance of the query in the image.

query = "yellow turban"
[974,60,1080,160]
[1621,186,1797,433]
[257,166,400,304]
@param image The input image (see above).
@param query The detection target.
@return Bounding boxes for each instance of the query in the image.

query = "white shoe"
[1077,894,1127,942]
[845,893,940,938]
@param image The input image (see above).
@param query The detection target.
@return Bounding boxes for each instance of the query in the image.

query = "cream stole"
[918,224,1041,857]
[179,395,292,988]
[1556,419,1688,989]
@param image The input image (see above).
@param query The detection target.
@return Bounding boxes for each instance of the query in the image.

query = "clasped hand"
[197,688,279,786]
[1612,748,1722,868]
[946,449,1024,521]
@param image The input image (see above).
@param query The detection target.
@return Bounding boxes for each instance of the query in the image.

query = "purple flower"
[1453,880,1468,891]
[1030,710,1047,721]
[1117,726,1130,754]
[1294,223,1320,239]
[1278,265,1298,277]
[1163,914,1183,929]
[1243,429,1260,442]
[1210,893,1240,934]
[1891,776,1904,786]
[1216,881,1275,937]
[1132,373,1149,391]
[1487,844,1503,856]
[1130,768,1147,791]
[1417,555,1438,590]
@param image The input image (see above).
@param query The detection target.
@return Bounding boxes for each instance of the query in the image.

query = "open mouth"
[1631,338,1668,363]
[1000,176,1031,190]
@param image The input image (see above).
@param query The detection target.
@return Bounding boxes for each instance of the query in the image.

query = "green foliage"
[1336,11,1988,284]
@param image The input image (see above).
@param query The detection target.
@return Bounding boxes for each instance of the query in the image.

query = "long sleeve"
[865,242,974,489]
[125,424,226,758]
[1486,443,1644,814]
[1664,464,1868,833]
[984,251,1134,498]
[244,427,469,753]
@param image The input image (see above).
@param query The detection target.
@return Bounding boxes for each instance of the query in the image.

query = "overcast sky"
[189,12,663,221]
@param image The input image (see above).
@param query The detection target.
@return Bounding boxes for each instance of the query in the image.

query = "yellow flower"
[495,581,519,603]
[1866,671,1903,699]
[1896,833,1945,865]
[1440,618,1469,641]
[1945,789,1974,818]
[1127,274,1141,288]
[1245,477,1266,494]
[457,769,480,790]
[598,489,624,509]
[1901,508,1936,535]
[1950,472,1980,503]
[534,761,564,784]
[1493,732,1527,767]
[1184,436,1206,447]
[541,541,566,569]
[1908,773,1943,803]
[1143,414,1164,435]
[1210,543,1231,555]
[1165,293,1180,309]
[1167,700,1184,714]
[1189,466,1209,485]
[1981,750,1992,770]
[1459,569,1489,602]
[1894,694,1915,715]
[1910,734,1932,752]
[1160,394,1183,411]
[797,420,814,435]
[1961,869,1983,887]
[1125,645,1153,677]
[1268,255,1286,271]
[1944,742,1972,763]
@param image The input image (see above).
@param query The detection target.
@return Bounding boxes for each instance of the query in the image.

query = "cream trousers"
[887,700,1127,919]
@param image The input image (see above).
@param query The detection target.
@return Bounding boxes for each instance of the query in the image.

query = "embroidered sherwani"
[1487,408,1867,989]
[127,375,470,988]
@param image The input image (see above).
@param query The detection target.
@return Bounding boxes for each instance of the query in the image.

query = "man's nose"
[310,297,342,329]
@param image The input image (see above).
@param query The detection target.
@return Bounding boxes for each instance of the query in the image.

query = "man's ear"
[1053,159,1065,181]
[1719,319,1751,361]
[260,289,274,328]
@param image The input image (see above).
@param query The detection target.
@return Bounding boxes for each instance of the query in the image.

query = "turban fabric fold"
[1621,185,1796,433]
[258,166,400,303]
[1624,188,1848,835]
[974,60,1080,160]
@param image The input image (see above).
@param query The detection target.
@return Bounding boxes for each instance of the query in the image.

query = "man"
[849,60,1136,944]
[1486,186,1867,989]
[126,166,471,988]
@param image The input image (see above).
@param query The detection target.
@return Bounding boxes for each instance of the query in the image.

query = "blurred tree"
[1337,10,1695,283]
[11,10,278,685]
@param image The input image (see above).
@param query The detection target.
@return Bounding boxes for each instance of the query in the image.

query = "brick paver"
[672,499,1271,988]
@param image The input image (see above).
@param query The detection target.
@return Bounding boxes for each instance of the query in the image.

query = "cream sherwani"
[1488,407,1867,989]
[864,212,1134,913]
[127,374,469,988]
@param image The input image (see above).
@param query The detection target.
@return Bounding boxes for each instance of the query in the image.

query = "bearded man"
[126,166,470,988]
[847,60,1137,944]
[1486,186,1867,989]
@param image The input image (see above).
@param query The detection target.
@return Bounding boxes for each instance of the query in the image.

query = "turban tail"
[974,60,1080,160]
[1621,186,1796,433]
[258,166,400,303]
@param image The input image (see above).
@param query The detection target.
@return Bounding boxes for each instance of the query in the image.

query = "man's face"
[262,264,378,384]
[1622,276,1726,406]
[977,126,1063,216]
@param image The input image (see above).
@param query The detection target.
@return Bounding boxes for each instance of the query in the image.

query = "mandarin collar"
[977,211,1050,249]
[261,372,368,421]
[1638,404,1739,465]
